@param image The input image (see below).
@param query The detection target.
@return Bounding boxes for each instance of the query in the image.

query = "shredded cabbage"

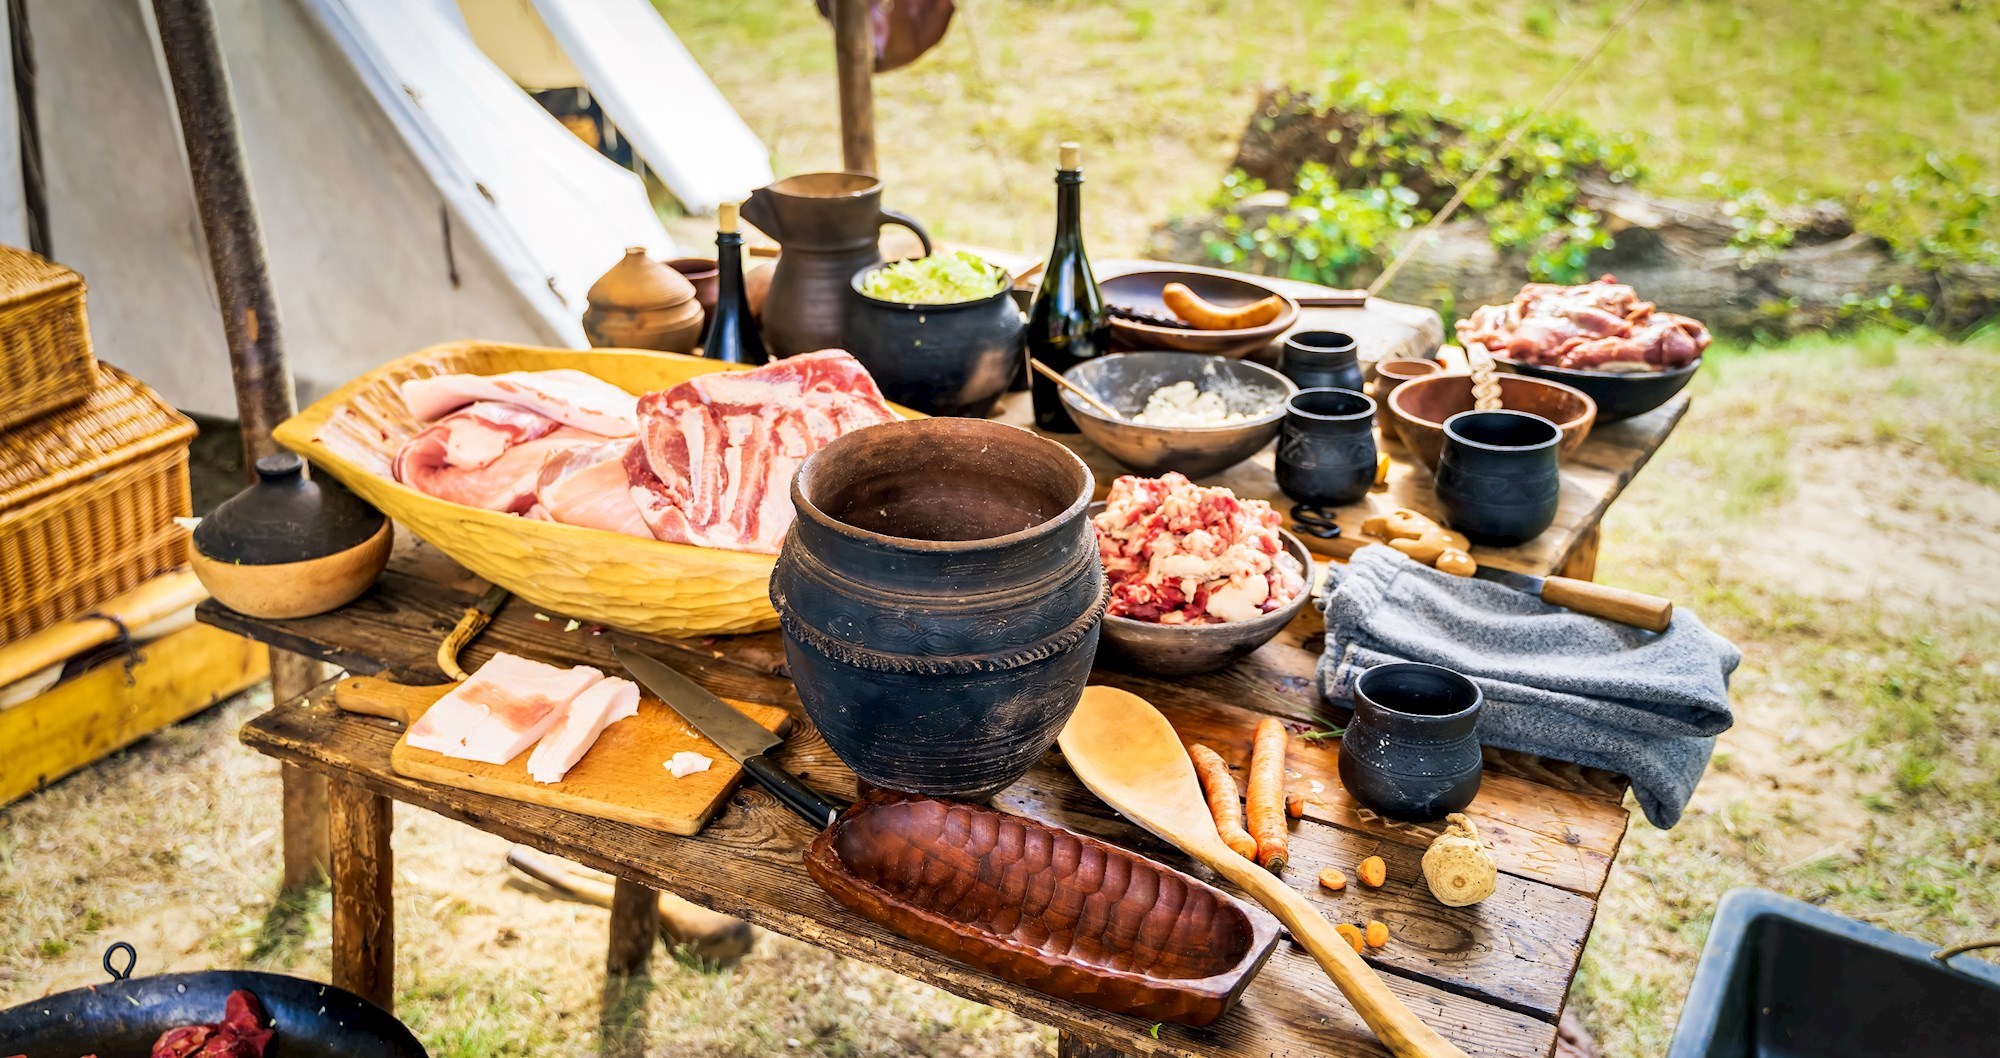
[860,251,1008,304]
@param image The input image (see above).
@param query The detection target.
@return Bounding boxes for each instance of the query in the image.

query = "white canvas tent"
[7,0,772,417]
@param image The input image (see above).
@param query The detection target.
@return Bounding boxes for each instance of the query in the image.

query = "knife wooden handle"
[1538,576,1674,633]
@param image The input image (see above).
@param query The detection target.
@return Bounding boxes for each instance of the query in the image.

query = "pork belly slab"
[406,653,605,765]
[628,350,896,554]
[526,676,641,784]
[533,440,652,537]
[401,369,639,436]
[391,402,607,513]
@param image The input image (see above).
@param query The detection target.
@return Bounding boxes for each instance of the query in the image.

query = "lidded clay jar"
[582,247,703,353]
[190,453,393,618]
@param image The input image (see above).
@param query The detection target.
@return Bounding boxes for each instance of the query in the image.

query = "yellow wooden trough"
[274,341,916,638]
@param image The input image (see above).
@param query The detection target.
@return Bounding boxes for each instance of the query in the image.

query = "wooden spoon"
[1058,686,1472,1058]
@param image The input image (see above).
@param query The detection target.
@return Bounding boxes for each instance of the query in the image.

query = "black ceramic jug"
[769,418,1105,800]
[739,172,932,359]
[1337,662,1484,822]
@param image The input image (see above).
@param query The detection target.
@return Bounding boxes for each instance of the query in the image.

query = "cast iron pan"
[0,943,427,1057]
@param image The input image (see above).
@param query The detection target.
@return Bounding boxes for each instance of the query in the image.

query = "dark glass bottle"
[1026,142,1109,432]
[700,201,769,365]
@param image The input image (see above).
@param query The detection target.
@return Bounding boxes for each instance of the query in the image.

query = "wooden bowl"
[1388,373,1596,471]
[274,341,921,637]
[191,522,392,619]
[1101,270,1299,359]
[1091,506,1316,675]
[1060,352,1294,478]
[806,793,1281,1026]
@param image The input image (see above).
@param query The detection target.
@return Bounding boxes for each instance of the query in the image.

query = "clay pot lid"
[193,453,387,565]
[587,247,696,311]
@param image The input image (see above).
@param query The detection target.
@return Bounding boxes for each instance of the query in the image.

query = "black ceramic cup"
[1337,662,1484,822]
[1281,330,1364,393]
[1434,409,1562,546]
[1276,388,1377,506]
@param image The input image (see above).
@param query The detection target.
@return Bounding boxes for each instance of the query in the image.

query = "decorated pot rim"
[1286,387,1376,423]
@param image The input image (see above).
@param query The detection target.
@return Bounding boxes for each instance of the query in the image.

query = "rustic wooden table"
[203,293,1687,1057]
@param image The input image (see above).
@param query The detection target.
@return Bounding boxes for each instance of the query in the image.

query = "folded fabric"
[1316,544,1741,828]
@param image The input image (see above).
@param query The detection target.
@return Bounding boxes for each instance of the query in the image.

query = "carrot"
[1317,868,1347,892]
[1187,743,1259,862]
[1365,920,1390,948]
[1357,855,1387,888]
[1285,789,1306,818]
[1334,923,1366,954]
[1246,718,1290,871]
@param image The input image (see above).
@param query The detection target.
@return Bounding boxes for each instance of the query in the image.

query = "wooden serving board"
[331,675,792,836]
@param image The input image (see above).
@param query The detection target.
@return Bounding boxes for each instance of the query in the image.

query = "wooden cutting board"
[332,675,793,836]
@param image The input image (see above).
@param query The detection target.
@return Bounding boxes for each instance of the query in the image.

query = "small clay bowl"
[1388,372,1596,472]
[666,256,720,319]
[191,523,393,619]
[192,452,393,619]
[1100,270,1300,360]
[1370,358,1445,426]
[1091,502,1316,676]
[1061,352,1295,478]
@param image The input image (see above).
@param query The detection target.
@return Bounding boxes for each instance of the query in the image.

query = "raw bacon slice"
[526,676,641,784]
[628,350,896,554]
[401,369,639,436]
[392,402,606,513]
[406,653,605,765]
[534,440,652,537]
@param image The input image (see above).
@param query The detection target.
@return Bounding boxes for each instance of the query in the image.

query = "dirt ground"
[4,335,1995,1058]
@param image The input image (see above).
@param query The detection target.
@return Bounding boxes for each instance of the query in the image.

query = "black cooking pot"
[0,943,427,1057]
[844,260,1024,418]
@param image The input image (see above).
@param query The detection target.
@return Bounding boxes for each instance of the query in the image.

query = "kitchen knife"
[614,644,844,827]
[1471,565,1674,633]
[1289,528,1674,632]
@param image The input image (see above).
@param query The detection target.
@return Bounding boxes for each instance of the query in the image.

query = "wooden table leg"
[606,878,659,977]
[272,650,333,890]
[329,777,394,1010]
[1057,1030,1135,1058]
[1559,523,1601,581]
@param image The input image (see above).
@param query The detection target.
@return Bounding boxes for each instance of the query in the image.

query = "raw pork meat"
[392,402,607,513]
[1456,276,1709,371]
[401,369,638,436]
[1092,472,1306,625]
[628,350,896,554]
[527,676,641,783]
[531,440,652,537]
[147,990,273,1058]
[406,653,605,765]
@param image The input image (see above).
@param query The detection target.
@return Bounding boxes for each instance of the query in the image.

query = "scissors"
[1289,504,1344,539]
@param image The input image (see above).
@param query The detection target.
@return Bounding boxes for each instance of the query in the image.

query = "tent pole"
[150,0,332,893]
[832,0,876,173]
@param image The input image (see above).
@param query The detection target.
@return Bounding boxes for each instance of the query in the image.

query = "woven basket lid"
[586,247,696,312]
[0,363,195,515]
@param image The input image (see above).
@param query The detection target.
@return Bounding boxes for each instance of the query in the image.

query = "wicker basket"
[0,364,195,643]
[275,341,918,638]
[0,246,95,431]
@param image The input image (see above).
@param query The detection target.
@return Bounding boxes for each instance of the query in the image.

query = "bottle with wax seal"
[189,453,393,619]
[701,202,770,365]
[1026,142,1110,432]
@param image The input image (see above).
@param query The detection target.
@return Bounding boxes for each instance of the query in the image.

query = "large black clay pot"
[845,262,1024,417]
[1337,662,1484,822]
[771,418,1105,799]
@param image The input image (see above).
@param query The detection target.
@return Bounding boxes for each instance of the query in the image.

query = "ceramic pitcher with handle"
[740,172,933,358]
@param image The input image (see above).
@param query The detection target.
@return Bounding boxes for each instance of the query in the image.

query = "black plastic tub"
[1668,888,2000,1058]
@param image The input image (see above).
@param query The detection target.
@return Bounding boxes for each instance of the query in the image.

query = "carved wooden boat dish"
[805,793,1281,1025]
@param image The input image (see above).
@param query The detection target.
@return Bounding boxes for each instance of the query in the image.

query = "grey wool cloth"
[1316,545,1741,828]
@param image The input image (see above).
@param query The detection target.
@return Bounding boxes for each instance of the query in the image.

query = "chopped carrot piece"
[1357,855,1387,888]
[1366,920,1390,948]
[1317,868,1347,892]
[1334,923,1366,954]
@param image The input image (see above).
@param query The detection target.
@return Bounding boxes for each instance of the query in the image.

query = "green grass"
[656,0,1999,254]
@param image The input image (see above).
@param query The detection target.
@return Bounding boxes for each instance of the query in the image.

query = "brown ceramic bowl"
[666,257,720,319]
[1089,502,1316,676]
[1060,353,1295,478]
[192,522,393,619]
[1388,373,1596,471]
[1101,270,1299,360]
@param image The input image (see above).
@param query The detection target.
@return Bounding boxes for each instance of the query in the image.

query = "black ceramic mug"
[1434,409,1563,546]
[1276,388,1377,506]
[1280,330,1364,393]
[1337,662,1484,822]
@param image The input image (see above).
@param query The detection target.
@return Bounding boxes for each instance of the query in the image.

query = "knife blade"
[1472,566,1674,633]
[614,644,844,827]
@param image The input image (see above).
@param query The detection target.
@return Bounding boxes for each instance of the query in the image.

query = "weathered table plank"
[243,690,1559,1058]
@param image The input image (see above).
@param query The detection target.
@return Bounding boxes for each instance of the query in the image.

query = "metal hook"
[103,941,136,981]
